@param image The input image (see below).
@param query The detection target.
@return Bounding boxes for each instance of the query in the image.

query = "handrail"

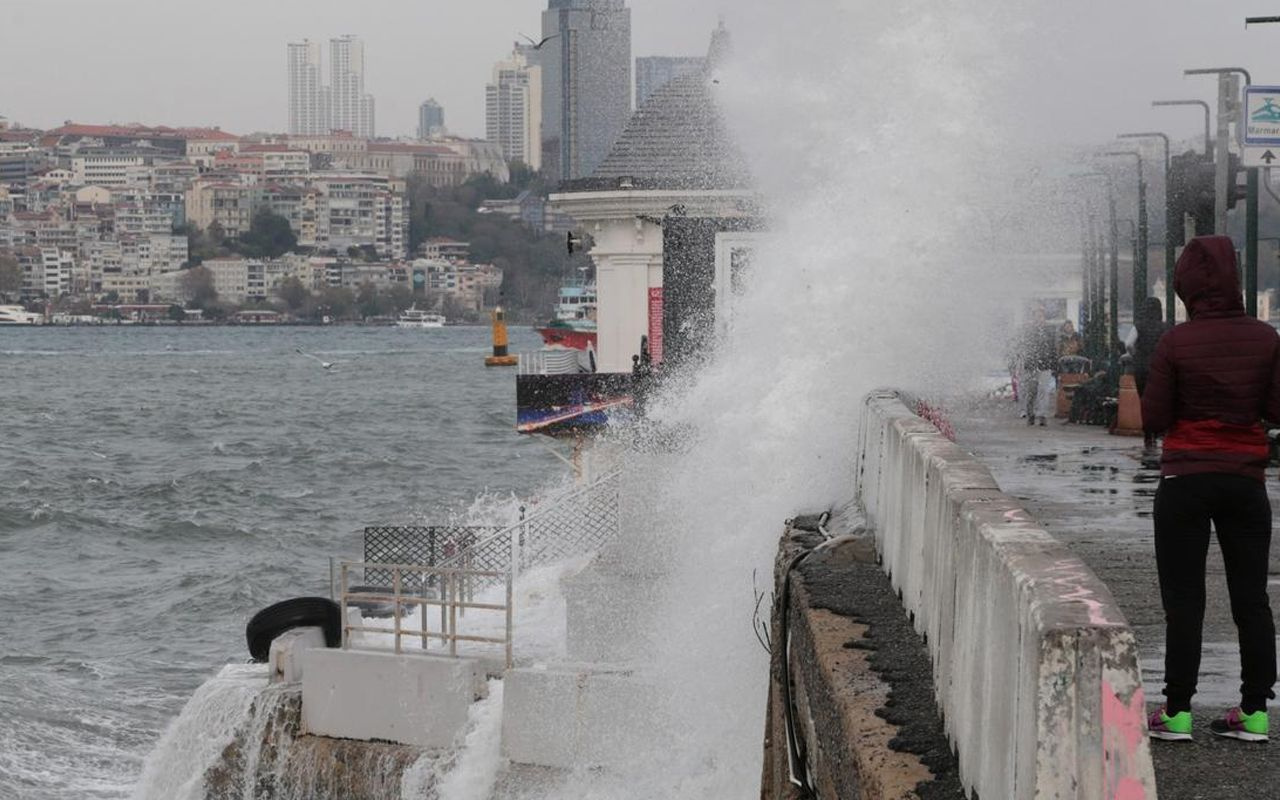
[435,470,621,572]
[339,560,514,669]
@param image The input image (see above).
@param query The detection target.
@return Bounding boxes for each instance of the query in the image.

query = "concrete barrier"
[856,392,1156,800]
[301,649,483,748]
[501,665,664,768]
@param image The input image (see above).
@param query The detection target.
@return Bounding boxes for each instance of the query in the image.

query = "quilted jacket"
[1141,235,1280,480]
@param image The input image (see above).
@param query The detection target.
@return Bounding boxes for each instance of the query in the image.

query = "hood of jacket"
[1174,235,1243,319]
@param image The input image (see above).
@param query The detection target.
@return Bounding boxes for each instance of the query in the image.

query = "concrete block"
[502,665,661,768]
[301,649,481,748]
[856,393,1157,800]
[268,626,326,684]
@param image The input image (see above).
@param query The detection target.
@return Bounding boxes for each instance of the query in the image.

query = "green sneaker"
[1209,707,1268,742]
[1148,707,1193,741]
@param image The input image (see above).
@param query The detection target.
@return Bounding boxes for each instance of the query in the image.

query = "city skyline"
[0,1,721,141]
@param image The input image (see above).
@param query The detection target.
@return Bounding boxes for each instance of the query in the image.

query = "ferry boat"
[0,305,42,325]
[395,306,446,329]
[536,283,597,350]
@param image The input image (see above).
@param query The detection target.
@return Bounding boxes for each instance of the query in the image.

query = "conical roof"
[588,31,750,191]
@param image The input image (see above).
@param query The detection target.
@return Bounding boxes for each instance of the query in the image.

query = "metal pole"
[1138,169,1149,305]
[1247,167,1260,316]
[1118,133,1174,323]
[1081,218,1092,341]
[1109,192,1120,352]
[1215,73,1231,234]
[1095,216,1107,357]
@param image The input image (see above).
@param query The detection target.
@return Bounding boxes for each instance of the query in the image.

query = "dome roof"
[588,70,751,191]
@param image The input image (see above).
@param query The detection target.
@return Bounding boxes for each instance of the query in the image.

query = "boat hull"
[536,327,596,350]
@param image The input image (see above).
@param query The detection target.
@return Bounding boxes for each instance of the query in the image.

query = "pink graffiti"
[1101,680,1149,800]
[914,400,957,442]
[1003,508,1031,523]
[1043,559,1118,627]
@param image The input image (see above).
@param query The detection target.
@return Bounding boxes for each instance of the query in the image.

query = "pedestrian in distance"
[1142,235,1279,743]
[1058,320,1083,358]
[1129,296,1172,448]
[1020,306,1058,426]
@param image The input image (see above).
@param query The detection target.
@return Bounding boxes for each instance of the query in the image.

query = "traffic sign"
[1242,85,1280,146]
[1243,147,1278,168]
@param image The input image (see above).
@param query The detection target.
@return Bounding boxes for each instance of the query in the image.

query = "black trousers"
[1154,473,1277,710]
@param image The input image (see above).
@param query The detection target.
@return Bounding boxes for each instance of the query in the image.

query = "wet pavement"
[955,405,1280,799]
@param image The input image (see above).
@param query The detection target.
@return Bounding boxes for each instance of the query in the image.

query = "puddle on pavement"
[1141,640,1280,709]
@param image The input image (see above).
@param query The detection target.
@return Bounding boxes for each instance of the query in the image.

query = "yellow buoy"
[484,306,518,367]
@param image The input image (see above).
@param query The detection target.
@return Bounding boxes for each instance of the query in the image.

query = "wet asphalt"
[955,403,1280,799]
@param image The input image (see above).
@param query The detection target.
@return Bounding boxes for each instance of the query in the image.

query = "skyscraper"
[635,56,705,108]
[287,41,327,135]
[418,99,445,140]
[539,0,631,182]
[485,47,542,170]
[329,35,375,138]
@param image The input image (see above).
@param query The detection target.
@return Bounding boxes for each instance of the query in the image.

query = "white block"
[268,626,327,685]
[502,665,662,768]
[301,649,481,748]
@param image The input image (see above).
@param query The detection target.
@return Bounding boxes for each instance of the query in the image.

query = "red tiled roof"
[46,123,239,141]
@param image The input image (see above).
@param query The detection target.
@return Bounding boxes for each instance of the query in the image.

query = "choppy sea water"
[0,325,562,799]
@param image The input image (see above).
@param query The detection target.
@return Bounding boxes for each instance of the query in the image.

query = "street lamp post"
[1075,172,1117,358]
[1119,132,1176,324]
[1152,99,1212,157]
[1186,66,1259,315]
[1103,151,1149,318]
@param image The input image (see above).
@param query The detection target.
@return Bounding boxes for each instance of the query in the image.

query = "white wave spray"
[531,1,1072,797]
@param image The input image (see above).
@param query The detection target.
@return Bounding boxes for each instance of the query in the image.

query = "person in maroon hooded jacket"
[1142,235,1280,742]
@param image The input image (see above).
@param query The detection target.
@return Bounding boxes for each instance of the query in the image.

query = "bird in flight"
[296,347,351,371]
[520,32,561,50]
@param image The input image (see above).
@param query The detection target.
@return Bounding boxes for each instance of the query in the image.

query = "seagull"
[520,32,561,50]
[296,347,351,371]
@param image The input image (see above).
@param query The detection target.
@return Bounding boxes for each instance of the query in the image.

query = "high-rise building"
[485,48,542,170]
[635,56,705,108]
[329,35,375,138]
[287,41,327,135]
[539,0,631,182]
[286,36,375,137]
[418,99,445,140]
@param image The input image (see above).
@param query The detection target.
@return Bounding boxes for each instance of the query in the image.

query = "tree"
[0,250,22,299]
[356,281,388,319]
[276,276,309,311]
[167,305,187,322]
[182,266,218,309]
[239,209,297,258]
[385,284,415,313]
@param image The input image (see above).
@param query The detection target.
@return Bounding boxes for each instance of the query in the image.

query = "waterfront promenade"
[956,407,1280,798]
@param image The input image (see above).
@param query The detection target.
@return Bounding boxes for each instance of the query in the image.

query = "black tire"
[245,597,341,662]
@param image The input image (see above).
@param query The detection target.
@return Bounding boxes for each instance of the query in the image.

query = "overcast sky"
[0,1,1277,147]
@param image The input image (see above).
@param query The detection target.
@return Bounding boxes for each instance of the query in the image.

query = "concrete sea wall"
[855,392,1156,800]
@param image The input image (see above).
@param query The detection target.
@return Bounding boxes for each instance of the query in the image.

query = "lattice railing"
[357,471,621,591]
[437,471,621,584]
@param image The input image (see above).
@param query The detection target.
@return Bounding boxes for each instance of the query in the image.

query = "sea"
[0,324,563,799]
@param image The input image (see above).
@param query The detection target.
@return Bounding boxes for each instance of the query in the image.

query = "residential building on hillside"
[418,99,445,139]
[539,0,632,182]
[486,47,542,170]
[635,56,705,107]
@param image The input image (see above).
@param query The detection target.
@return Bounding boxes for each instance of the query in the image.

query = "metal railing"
[435,470,621,582]
[338,560,513,669]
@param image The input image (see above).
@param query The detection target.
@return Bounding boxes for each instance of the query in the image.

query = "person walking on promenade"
[1021,307,1058,426]
[1142,235,1280,742]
